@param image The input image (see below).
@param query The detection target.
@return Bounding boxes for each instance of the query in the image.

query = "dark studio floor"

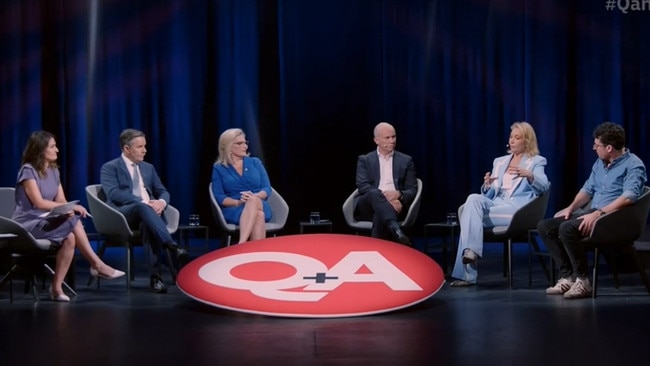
[1,234,650,366]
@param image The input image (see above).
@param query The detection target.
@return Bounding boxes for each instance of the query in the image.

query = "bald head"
[373,122,397,155]
[374,122,395,138]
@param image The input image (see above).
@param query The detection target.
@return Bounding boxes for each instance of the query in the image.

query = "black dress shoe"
[165,242,189,262]
[390,226,412,246]
[150,275,167,294]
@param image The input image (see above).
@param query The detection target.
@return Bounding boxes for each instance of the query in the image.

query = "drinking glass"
[310,211,320,224]
[189,214,200,226]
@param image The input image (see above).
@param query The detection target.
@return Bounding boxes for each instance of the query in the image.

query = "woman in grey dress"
[13,131,125,302]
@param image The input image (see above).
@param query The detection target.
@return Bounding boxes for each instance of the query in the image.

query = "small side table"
[299,220,333,234]
[423,222,459,275]
[176,225,210,252]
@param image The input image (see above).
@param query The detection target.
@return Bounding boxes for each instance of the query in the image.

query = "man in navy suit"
[354,122,418,245]
[100,128,187,293]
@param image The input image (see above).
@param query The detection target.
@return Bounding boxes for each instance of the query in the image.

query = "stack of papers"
[39,200,79,218]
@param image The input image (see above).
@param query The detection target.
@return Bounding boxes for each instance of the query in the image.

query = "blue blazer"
[482,154,550,206]
[355,150,418,208]
[100,157,170,208]
[211,156,272,224]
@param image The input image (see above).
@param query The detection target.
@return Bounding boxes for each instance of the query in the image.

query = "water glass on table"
[189,214,200,226]
[446,212,458,225]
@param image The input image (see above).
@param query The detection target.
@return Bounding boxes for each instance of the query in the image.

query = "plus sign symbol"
[303,272,339,283]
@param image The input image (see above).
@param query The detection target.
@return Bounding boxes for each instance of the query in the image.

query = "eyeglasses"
[234,140,249,146]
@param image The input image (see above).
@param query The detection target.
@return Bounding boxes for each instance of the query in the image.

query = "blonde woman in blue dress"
[211,128,272,244]
[450,122,550,287]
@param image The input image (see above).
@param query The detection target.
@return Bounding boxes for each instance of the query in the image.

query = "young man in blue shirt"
[537,122,647,299]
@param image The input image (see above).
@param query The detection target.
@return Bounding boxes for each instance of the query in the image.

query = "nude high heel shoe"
[49,286,70,302]
[90,266,126,280]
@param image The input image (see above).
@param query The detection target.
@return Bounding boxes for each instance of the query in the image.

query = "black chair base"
[591,244,650,298]
[528,229,556,287]
[0,256,76,303]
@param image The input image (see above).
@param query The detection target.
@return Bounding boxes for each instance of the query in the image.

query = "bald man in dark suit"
[353,122,418,245]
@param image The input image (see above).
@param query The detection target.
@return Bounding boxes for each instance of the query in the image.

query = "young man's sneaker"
[546,278,575,295]
[563,277,592,299]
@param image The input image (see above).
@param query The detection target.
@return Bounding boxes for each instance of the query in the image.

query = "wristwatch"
[597,209,606,216]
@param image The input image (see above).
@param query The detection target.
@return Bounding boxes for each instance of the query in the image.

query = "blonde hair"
[215,128,248,166]
[511,121,540,156]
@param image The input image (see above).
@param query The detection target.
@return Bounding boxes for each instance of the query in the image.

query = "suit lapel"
[511,155,533,192]
[369,153,380,185]
[492,156,510,195]
[115,159,132,189]
[138,163,151,190]
[521,155,534,170]
[391,152,401,182]
[494,156,508,180]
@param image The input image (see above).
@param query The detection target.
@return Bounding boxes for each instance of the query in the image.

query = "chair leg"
[29,275,39,301]
[528,238,533,287]
[528,232,555,286]
[502,242,508,278]
[0,265,16,290]
[11,261,40,301]
[127,246,133,290]
[609,249,621,289]
[164,248,177,282]
[507,239,513,289]
[592,247,600,298]
[0,264,19,303]
[630,249,650,295]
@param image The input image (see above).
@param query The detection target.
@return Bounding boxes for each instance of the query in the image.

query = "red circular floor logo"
[177,234,444,318]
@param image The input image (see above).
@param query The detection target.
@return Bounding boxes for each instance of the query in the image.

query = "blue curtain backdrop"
[1,0,649,236]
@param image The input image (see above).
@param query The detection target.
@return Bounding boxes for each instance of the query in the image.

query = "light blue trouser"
[450,193,518,283]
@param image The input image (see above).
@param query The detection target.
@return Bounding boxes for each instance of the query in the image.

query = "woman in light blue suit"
[450,122,550,287]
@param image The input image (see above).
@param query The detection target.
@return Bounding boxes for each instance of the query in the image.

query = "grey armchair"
[208,183,289,246]
[85,184,180,289]
[341,178,423,233]
[0,187,77,302]
[0,187,15,218]
[580,186,650,297]
[458,188,550,288]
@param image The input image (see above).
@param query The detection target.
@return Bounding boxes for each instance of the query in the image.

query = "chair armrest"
[509,192,550,232]
[86,189,134,237]
[165,204,180,234]
[585,206,645,245]
[342,189,358,225]
[400,178,423,228]
[268,188,289,228]
[208,183,236,231]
